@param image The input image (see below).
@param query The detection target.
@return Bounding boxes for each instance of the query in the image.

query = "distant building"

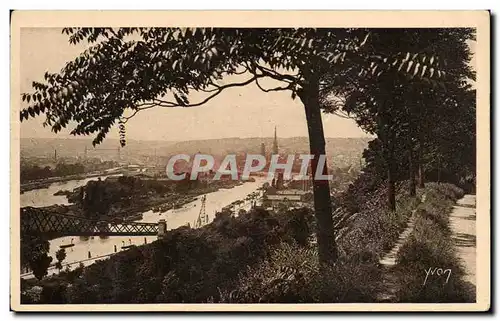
[260,142,266,157]
[272,126,279,155]
[289,174,312,191]
[262,189,311,209]
[276,171,284,190]
[198,170,214,184]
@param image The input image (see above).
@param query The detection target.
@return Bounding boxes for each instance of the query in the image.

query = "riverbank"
[20,169,123,193]
[21,176,252,231]
[20,178,266,285]
[66,176,249,221]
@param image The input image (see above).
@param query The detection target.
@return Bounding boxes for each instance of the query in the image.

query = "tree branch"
[254,77,291,93]
[331,111,355,119]
[252,63,298,83]
[158,75,261,108]
[123,75,264,122]
[188,85,219,93]
[123,103,158,123]
[233,66,249,75]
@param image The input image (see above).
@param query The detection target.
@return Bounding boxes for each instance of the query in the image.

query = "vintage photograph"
[10,11,490,311]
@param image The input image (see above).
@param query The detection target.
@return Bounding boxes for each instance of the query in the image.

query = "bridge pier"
[157,219,167,239]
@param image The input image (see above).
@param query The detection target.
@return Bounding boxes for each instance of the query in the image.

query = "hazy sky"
[20,28,475,142]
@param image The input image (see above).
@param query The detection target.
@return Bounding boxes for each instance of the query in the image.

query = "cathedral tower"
[272,126,279,155]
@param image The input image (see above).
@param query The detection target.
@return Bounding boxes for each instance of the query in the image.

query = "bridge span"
[21,207,166,238]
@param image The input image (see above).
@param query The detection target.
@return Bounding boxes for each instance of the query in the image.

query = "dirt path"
[375,198,422,302]
[449,194,476,289]
[375,193,476,303]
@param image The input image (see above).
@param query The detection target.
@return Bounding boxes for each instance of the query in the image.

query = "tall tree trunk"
[378,103,396,212]
[298,78,337,265]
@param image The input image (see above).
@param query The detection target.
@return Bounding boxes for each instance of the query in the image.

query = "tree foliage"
[20,232,53,280]
[55,248,67,271]
[322,28,476,206]
[21,28,444,147]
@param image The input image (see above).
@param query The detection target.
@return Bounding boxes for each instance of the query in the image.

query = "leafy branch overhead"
[21,27,448,147]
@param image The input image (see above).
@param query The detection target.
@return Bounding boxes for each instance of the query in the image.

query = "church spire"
[272,126,279,155]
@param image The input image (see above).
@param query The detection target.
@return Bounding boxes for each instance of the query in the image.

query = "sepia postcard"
[10,10,490,312]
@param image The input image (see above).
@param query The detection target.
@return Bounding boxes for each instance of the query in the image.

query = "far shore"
[20,169,124,193]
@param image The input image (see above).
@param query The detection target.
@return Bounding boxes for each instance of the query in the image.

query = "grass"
[393,183,475,303]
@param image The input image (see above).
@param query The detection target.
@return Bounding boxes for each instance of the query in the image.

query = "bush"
[430,183,465,201]
[218,243,380,303]
[337,183,420,261]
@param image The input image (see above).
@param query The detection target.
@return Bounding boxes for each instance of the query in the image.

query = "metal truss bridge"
[21,207,162,237]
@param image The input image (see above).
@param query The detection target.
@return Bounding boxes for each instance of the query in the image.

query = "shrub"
[337,184,420,261]
[395,230,472,302]
[218,243,380,303]
[430,183,465,201]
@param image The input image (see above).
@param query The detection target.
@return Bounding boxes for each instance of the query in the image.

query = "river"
[20,174,122,208]
[20,175,265,277]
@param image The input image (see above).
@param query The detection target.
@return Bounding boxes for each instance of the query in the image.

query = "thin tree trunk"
[298,78,337,265]
[417,152,425,188]
[417,128,425,188]
[409,147,416,197]
[407,119,416,197]
[387,142,396,211]
[378,103,396,212]
[437,156,441,184]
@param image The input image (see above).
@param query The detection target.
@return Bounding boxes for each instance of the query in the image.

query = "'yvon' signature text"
[423,267,452,286]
